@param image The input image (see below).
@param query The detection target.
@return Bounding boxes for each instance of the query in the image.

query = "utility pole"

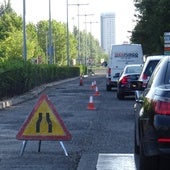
[79,14,94,66]
[48,0,53,64]
[66,0,69,66]
[85,21,98,66]
[68,1,89,65]
[23,0,27,61]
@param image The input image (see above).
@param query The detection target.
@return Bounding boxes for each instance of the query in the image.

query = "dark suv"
[133,56,170,170]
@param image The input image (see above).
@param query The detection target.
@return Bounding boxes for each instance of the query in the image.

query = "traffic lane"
[94,82,135,153]
[0,75,136,170]
[77,79,136,169]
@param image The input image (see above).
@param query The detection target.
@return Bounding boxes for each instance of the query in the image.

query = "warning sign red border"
[16,94,72,141]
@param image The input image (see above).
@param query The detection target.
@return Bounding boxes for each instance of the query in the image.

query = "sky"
[4,0,136,44]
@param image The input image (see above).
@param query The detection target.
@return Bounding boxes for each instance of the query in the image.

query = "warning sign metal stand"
[19,140,68,157]
[16,94,72,156]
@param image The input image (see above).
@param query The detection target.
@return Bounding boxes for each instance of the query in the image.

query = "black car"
[133,56,170,170]
[117,64,143,99]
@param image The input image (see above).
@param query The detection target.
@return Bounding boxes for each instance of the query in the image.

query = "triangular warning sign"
[16,94,72,141]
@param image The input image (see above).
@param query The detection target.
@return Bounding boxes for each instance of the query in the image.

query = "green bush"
[0,59,80,100]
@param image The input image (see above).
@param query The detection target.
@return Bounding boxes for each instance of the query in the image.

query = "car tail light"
[120,75,129,84]
[154,100,170,115]
[154,100,170,143]
[158,138,170,143]
[141,74,149,87]
[142,74,148,80]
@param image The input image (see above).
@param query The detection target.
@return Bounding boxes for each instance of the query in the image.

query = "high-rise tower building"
[100,13,116,54]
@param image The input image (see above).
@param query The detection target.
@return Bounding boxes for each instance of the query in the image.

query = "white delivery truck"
[106,43,143,91]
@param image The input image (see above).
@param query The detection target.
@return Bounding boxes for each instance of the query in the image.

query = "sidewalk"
[0,77,79,109]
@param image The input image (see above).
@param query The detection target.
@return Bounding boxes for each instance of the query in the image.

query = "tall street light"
[85,21,98,66]
[23,0,27,61]
[79,13,94,66]
[66,0,69,66]
[68,1,88,65]
[48,0,53,64]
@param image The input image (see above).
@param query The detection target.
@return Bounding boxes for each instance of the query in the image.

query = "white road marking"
[96,154,136,170]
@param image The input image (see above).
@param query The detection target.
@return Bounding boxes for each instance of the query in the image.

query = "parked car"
[116,64,143,99]
[138,55,165,88]
[133,56,170,170]
[135,55,165,100]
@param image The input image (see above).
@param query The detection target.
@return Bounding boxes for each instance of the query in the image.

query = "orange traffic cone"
[94,86,100,96]
[79,76,83,86]
[91,82,94,89]
[87,96,96,110]
[93,80,96,88]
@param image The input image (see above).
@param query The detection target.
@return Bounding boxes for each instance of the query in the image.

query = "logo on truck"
[115,52,138,58]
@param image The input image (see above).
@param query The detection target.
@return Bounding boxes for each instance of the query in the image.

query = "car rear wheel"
[139,141,159,170]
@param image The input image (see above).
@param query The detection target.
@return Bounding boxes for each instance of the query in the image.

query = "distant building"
[100,13,116,54]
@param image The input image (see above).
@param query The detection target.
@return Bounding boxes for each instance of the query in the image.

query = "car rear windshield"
[144,60,160,77]
[129,74,140,80]
[125,66,142,74]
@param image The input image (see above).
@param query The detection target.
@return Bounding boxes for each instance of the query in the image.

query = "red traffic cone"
[94,86,100,96]
[93,80,96,89]
[87,96,96,110]
[79,76,83,86]
[91,82,94,89]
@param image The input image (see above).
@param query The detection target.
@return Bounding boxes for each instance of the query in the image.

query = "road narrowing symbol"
[16,94,72,141]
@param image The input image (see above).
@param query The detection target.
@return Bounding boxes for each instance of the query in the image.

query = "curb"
[0,77,79,110]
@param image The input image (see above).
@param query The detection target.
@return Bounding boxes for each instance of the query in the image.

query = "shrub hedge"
[0,59,80,100]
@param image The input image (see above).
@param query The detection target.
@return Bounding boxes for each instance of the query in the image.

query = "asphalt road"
[0,74,136,170]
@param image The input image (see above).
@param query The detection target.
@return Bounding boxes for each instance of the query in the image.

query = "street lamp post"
[23,0,27,61]
[79,14,94,66]
[85,21,98,66]
[48,0,53,64]
[68,1,88,65]
[66,0,70,66]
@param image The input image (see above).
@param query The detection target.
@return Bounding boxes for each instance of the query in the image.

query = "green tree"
[0,4,23,59]
[72,26,105,66]
[131,0,170,55]
[0,30,22,59]
[37,20,77,65]
[0,6,22,40]
[26,23,45,62]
